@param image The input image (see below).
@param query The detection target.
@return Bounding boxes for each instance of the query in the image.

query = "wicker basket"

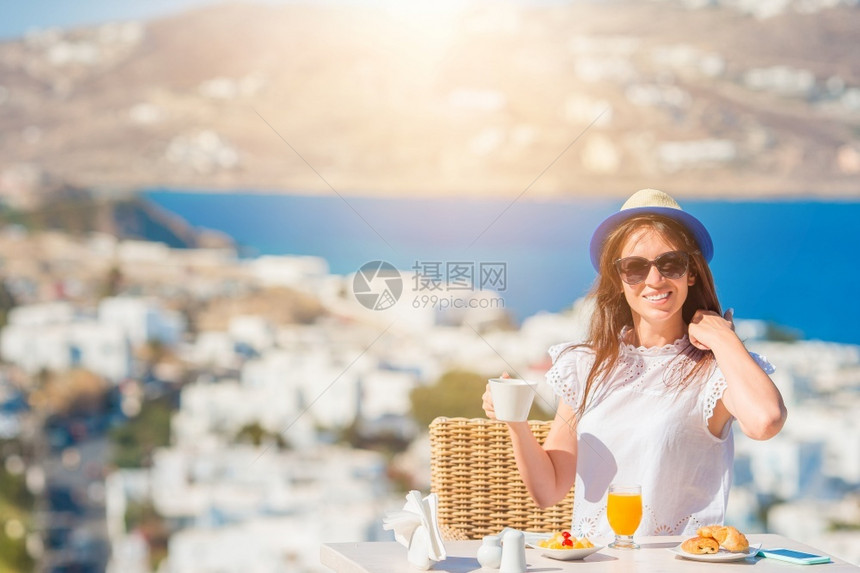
[429,417,574,541]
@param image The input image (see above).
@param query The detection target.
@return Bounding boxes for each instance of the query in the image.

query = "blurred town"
[0,223,858,572]
[1,1,859,572]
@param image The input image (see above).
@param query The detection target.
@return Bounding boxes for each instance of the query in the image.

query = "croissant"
[681,536,720,554]
[696,525,722,539]
[713,526,749,553]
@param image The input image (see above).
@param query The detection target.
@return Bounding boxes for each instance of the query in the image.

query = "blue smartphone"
[757,548,832,565]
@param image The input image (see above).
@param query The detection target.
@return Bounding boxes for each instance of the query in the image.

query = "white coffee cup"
[488,378,537,422]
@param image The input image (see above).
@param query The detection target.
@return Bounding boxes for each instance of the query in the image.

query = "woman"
[482,189,787,538]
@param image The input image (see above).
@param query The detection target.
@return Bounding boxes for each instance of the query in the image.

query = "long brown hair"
[572,214,720,422]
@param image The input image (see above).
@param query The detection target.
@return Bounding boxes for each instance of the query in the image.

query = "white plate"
[498,528,550,547]
[526,542,604,561]
[668,542,762,563]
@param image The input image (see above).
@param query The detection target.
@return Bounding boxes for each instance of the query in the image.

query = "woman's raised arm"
[688,310,787,440]
[483,385,578,508]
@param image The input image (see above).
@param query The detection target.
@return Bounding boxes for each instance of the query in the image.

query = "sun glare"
[378,0,473,22]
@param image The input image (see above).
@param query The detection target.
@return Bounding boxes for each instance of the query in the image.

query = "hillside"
[0,0,859,200]
[0,190,232,249]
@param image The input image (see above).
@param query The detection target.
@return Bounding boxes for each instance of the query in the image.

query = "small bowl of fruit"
[527,530,603,561]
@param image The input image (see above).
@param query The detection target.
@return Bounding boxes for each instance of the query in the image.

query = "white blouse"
[545,331,774,538]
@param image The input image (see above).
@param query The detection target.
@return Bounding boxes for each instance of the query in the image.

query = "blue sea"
[145,190,860,345]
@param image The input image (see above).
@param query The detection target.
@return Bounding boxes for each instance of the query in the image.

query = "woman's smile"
[643,291,671,304]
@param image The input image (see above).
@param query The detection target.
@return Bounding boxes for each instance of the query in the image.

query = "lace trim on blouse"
[702,350,775,423]
[546,337,776,423]
[618,326,689,356]
[574,506,707,537]
[546,342,588,409]
[703,374,728,424]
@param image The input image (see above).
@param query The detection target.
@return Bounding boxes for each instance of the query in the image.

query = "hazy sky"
[0,0,566,39]
[0,0,287,39]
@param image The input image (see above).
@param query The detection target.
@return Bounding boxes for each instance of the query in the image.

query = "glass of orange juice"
[607,484,642,549]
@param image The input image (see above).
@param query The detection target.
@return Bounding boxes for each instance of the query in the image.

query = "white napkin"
[383,490,446,569]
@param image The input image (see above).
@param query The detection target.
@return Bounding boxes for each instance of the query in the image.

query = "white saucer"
[527,542,604,561]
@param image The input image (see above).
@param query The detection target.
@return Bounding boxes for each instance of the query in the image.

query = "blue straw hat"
[589,189,713,271]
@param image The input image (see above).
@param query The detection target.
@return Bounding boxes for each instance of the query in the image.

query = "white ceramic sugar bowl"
[477,534,503,569]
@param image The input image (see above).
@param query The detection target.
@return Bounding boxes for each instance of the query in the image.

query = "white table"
[321,534,859,572]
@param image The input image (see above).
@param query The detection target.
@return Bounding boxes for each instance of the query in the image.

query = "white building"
[768,498,860,565]
[105,470,152,573]
[744,435,826,500]
[69,322,132,381]
[99,296,186,347]
[106,444,392,573]
[359,369,418,420]
[5,301,77,326]
[187,331,239,370]
[519,298,594,355]
[249,255,329,290]
[657,139,737,172]
[0,309,131,381]
[228,315,275,353]
[743,66,816,97]
[116,241,172,263]
[0,297,188,380]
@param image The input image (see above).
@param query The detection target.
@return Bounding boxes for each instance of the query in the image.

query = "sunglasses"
[614,250,691,285]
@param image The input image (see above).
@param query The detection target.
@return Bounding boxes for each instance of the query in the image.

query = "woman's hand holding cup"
[485,372,537,423]
[481,371,510,420]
